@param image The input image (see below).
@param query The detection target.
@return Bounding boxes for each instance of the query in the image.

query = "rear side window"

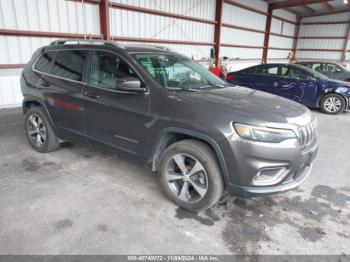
[52,50,88,81]
[256,66,278,76]
[34,51,55,73]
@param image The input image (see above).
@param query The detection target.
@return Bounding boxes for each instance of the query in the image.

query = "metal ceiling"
[265,0,350,17]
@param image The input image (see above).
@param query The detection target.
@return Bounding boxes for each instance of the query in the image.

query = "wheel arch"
[318,91,348,109]
[149,127,231,188]
[22,97,54,125]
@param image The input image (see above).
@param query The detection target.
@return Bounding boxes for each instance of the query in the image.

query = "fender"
[22,95,55,126]
[149,127,231,188]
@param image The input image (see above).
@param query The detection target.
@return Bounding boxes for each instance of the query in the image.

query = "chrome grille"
[298,120,317,150]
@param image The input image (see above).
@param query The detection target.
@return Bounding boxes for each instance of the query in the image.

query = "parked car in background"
[226,63,350,114]
[21,40,318,211]
[297,61,350,82]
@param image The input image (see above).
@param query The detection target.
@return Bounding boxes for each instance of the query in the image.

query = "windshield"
[132,53,228,90]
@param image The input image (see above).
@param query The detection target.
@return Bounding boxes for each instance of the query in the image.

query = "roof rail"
[49,39,125,49]
[133,44,174,52]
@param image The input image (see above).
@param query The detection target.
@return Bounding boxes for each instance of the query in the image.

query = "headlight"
[233,123,296,143]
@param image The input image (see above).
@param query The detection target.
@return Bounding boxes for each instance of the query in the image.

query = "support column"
[214,0,224,67]
[292,17,301,55]
[100,0,110,40]
[262,4,272,63]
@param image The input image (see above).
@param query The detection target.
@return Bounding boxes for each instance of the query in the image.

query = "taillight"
[226,74,235,81]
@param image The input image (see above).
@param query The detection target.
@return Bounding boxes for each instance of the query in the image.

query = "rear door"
[82,50,151,156]
[250,65,280,94]
[36,49,89,141]
[278,65,318,105]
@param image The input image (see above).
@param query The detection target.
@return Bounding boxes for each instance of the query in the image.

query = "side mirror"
[336,68,342,73]
[115,77,145,93]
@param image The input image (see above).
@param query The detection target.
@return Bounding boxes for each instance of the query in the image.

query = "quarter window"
[34,51,55,73]
[52,50,88,81]
[90,51,139,90]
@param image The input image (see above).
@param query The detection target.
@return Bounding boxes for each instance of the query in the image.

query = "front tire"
[159,139,224,211]
[320,93,346,115]
[25,106,60,153]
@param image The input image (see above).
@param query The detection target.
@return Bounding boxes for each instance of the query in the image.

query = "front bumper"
[220,132,318,198]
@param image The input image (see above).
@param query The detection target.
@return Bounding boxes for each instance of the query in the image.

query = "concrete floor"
[0,108,349,255]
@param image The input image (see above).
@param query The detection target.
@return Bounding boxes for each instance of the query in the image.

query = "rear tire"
[24,106,60,153]
[159,139,224,211]
[320,93,346,115]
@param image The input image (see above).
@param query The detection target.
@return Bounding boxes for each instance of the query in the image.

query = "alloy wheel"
[324,97,342,113]
[165,153,208,202]
[27,114,47,148]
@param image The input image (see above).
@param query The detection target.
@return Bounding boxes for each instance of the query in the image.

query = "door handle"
[84,91,100,99]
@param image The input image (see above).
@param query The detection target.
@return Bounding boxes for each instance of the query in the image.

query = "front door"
[278,65,318,106]
[82,50,151,157]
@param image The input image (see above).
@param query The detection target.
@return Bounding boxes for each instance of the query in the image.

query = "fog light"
[252,167,287,186]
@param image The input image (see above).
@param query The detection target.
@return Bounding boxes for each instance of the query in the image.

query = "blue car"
[226,63,350,114]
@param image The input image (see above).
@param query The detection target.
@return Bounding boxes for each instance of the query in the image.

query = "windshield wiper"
[166,86,198,92]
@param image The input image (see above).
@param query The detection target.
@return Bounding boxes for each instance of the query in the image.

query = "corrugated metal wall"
[221,1,296,71]
[109,0,215,59]
[0,0,100,107]
[297,12,350,62]
[0,0,297,108]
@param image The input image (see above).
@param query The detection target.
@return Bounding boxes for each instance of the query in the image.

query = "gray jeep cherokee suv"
[21,40,318,211]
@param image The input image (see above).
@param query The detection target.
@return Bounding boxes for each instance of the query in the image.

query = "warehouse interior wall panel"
[0,69,22,108]
[297,50,342,61]
[221,27,264,47]
[269,35,293,50]
[302,12,350,23]
[296,12,350,62]
[111,0,216,21]
[222,3,266,31]
[299,24,347,37]
[297,38,344,50]
[220,46,263,60]
[0,0,100,34]
[110,9,214,42]
[267,49,290,59]
[0,36,57,64]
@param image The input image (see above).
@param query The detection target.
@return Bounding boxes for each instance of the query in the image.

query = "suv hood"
[175,85,313,127]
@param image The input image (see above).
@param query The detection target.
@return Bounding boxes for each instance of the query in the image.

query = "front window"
[90,51,140,90]
[132,53,227,90]
[280,66,313,80]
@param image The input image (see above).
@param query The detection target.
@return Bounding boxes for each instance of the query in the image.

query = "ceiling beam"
[286,7,299,15]
[303,5,316,13]
[271,0,331,9]
[302,6,350,17]
[323,1,334,10]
